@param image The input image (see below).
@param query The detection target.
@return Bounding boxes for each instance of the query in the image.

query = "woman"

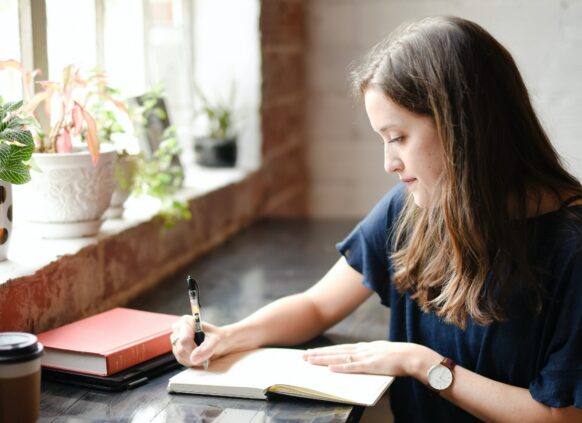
[172,16,582,422]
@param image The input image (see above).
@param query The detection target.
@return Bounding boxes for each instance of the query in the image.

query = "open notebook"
[167,348,394,406]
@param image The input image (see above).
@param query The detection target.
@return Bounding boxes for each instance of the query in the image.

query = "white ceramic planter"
[13,145,117,238]
[0,182,12,260]
[105,153,138,219]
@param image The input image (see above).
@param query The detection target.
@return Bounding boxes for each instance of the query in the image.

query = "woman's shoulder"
[369,182,407,222]
[532,204,582,248]
[530,205,582,289]
[350,183,408,250]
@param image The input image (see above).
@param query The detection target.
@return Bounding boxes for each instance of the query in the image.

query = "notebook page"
[263,349,393,405]
[168,348,393,405]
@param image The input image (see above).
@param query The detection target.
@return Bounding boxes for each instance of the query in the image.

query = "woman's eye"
[387,136,403,144]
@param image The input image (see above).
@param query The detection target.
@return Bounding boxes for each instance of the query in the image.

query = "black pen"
[187,276,209,370]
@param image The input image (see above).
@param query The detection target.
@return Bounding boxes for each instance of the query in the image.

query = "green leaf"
[0,128,34,159]
[0,162,31,184]
[7,115,29,129]
[0,124,34,184]
[0,99,34,183]
[4,100,23,114]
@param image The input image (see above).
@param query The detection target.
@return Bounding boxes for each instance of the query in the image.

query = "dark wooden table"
[40,219,390,422]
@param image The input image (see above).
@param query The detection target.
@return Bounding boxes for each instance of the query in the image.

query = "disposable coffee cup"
[0,332,44,423]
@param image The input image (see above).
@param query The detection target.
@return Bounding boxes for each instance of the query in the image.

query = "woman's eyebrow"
[378,124,399,134]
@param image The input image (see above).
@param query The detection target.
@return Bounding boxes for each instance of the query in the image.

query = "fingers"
[303,344,356,360]
[306,351,366,373]
[304,344,357,365]
[303,343,370,373]
[304,352,356,366]
[304,343,355,354]
[305,341,403,375]
[189,333,215,365]
[327,361,364,373]
[170,315,197,367]
[170,317,223,368]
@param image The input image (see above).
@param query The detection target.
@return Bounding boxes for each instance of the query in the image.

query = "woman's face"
[364,86,444,208]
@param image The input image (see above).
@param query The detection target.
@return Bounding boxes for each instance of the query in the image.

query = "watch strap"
[427,357,456,394]
[441,357,456,371]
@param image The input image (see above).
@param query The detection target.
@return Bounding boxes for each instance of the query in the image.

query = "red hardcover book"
[37,308,178,376]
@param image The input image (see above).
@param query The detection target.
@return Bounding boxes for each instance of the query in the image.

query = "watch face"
[428,364,453,390]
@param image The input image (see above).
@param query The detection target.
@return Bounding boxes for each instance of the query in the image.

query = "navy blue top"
[336,184,582,422]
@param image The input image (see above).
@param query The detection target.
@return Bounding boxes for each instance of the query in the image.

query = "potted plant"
[0,60,117,238]
[84,70,139,219]
[84,81,190,226]
[0,99,34,260]
[193,84,237,167]
[131,127,190,228]
[110,87,190,227]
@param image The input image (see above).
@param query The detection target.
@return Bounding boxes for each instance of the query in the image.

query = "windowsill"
[0,164,254,285]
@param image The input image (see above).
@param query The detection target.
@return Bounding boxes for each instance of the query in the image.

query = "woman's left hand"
[303,341,436,377]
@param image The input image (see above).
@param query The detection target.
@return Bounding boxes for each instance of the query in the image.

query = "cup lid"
[0,332,43,364]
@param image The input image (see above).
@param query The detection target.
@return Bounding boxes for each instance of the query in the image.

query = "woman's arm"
[172,257,373,366]
[440,360,582,423]
[305,343,581,423]
[224,256,372,350]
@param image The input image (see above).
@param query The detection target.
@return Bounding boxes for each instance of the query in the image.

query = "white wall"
[306,0,582,218]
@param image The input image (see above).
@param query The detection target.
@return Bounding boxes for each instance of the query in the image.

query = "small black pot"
[194,136,237,167]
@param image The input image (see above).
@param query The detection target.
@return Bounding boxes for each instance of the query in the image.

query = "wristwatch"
[427,357,456,392]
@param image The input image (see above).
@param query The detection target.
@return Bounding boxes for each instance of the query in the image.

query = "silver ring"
[346,354,352,363]
[171,335,178,346]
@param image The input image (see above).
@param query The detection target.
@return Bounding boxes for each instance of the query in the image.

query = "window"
[46,0,97,80]
[102,0,147,97]
[0,0,23,101]
[0,0,260,168]
[143,0,193,134]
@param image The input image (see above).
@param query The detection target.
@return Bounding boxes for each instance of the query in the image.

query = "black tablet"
[42,352,181,392]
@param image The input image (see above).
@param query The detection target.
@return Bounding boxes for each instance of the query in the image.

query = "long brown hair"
[350,16,582,328]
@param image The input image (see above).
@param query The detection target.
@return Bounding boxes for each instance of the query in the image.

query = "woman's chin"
[410,191,431,209]
[410,193,424,208]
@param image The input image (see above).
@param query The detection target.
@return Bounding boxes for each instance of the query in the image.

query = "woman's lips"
[401,178,416,186]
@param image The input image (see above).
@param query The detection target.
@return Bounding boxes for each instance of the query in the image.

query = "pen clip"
[187,276,200,305]
[187,276,204,332]
[186,276,209,370]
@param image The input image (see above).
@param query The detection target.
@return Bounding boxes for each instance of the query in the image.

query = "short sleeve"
[529,240,582,408]
[336,184,406,306]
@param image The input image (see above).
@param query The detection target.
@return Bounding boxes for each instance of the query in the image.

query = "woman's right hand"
[170,315,227,368]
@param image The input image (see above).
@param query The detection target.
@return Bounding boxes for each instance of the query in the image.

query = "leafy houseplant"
[0,100,34,184]
[193,84,237,167]
[0,99,35,260]
[84,70,131,147]
[132,127,191,228]
[126,85,171,159]
[0,60,117,238]
[74,79,190,227]
[83,70,139,219]
[117,87,190,227]
[0,61,101,163]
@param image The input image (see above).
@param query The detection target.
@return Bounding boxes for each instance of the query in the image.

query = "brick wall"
[0,177,267,332]
[259,0,307,217]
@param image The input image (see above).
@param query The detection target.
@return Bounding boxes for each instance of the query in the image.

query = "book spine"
[105,332,171,375]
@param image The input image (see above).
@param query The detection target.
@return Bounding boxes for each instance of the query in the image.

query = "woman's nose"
[384,148,403,174]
